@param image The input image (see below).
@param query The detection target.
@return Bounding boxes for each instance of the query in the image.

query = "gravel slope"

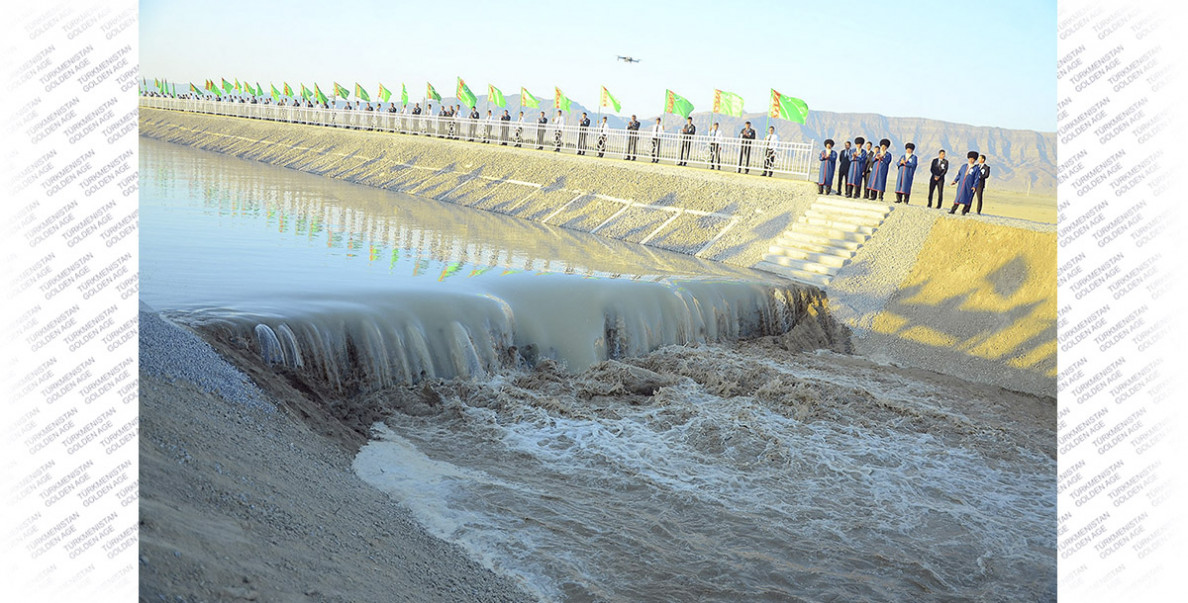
[139,306,535,602]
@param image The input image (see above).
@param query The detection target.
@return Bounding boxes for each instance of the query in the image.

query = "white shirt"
[651,124,663,137]
[765,133,779,148]
[710,129,722,142]
[600,122,609,134]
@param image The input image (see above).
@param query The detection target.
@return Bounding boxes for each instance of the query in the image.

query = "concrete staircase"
[755,195,894,287]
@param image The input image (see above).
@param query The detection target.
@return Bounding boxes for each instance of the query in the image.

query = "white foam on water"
[353,351,1057,602]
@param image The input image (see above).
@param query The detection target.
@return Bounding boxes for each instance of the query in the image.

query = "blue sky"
[141,0,1056,132]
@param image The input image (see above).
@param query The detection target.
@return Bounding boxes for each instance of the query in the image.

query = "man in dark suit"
[837,140,851,192]
[737,121,756,173]
[862,141,874,196]
[536,111,548,149]
[679,117,696,166]
[626,115,640,160]
[928,149,949,209]
[577,112,591,155]
[975,154,990,214]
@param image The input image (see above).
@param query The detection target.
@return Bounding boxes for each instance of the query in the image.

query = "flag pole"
[596,86,602,128]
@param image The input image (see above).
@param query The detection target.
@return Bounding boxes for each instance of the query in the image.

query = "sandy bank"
[829,208,1056,397]
[139,306,535,602]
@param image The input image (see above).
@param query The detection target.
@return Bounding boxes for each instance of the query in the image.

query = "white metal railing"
[140,95,815,178]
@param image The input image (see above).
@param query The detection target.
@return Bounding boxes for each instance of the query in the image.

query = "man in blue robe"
[817,139,837,195]
[949,151,981,214]
[894,142,918,204]
[846,137,866,198]
[865,138,893,201]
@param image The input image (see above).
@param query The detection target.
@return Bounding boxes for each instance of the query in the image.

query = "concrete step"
[781,231,865,251]
[801,214,879,234]
[753,261,832,287]
[773,237,857,257]
[804,208,885,225]
[807,203,891,222]
[790,223,874,243]
[814,195,895,213]
[766,246,851,268]
[762,255,841,276]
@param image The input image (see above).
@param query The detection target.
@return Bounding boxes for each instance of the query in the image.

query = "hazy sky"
[141,0,1056,132]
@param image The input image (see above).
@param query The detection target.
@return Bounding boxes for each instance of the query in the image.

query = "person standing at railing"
[554,110,565,152]
[485,110,495,143]
[650,118,663,163]
[737,121,756,174]
[846,137,866,196]
[625,115,640,160]
[515,111,525,147]
[866,139,892,201]
[678,117,696,166]
[817,139,837,194]
[500,110,511,145]
[467,106,479,140]
[596,117,610,157]
[837,140,852,191]
[537,111,548,149]
[761,126,779,176]
[577,113,591,155]
[894,143,918,204]
[707,122,723,169]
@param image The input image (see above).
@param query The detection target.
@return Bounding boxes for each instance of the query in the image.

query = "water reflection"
[140,136,768,310]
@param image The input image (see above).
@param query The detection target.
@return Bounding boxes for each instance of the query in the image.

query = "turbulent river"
[140,136,1056,602]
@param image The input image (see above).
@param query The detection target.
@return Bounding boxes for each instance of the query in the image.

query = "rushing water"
[141,136,1056,602]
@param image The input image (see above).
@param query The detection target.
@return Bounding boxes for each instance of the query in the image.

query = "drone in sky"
[617,56,640,63]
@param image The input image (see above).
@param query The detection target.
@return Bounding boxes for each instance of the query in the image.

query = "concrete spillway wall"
[140,108,1056,398]
[139,108,814,267]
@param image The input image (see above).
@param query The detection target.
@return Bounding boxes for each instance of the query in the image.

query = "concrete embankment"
[139,107,816,267]
[140,108,1056,397]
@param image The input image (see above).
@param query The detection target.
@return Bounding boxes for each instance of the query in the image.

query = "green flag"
[234,78,241,93]
[427,82,441,102]
[378,83,391,103]
[271,83,280,101]
[256,82,263,97]
[713,90,744,117]
[354,82,370,102]
[284,82,293,97]
[334,82,350,98]
[222,78,233,93]
[488,84,506,108]
[401,83,408,105]
[600,86,621,112]
[314,83,328,104]
[769,89,808,124]
[245,81,255,96]
[301,84,312,100]
[554,87,571,111]
[190,82,202,95]
[457,77,476,108]
[521,87,539,108]
[664,89,694,119]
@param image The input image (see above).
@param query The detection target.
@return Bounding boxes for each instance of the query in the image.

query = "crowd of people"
[144,90,993,212]
[814,137,991,215]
